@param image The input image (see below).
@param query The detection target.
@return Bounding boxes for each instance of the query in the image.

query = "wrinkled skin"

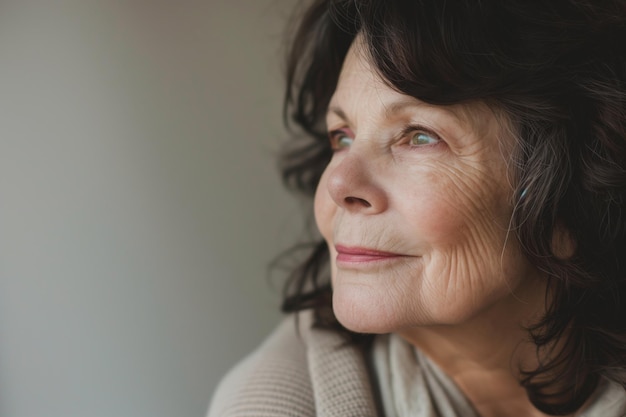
[314,40,543,335]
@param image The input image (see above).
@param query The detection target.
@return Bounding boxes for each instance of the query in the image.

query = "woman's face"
[314,42,541,334]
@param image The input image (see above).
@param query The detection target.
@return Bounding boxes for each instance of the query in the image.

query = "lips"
[334,244,404,263]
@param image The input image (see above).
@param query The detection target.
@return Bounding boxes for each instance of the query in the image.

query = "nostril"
[345,196,372,208]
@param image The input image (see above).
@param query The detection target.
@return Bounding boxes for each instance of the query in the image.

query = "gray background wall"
[0,1,304,416]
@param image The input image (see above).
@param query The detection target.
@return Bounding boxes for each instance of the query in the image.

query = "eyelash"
[328,125,442,151]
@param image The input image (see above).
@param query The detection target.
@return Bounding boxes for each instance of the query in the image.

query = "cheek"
[398,165,512,256]
[408,191,467,240]
[314,171,339,285]
[314,170,334,242]
[399,175,473,245]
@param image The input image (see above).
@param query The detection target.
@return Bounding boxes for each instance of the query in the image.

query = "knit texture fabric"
[207,311,378,417]
[207,311,626,417]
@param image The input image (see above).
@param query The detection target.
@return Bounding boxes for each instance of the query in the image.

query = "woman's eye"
[329,129,354,151]
[410,131,440,146]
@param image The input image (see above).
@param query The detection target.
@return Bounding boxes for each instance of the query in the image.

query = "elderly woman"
[208,0,626,416]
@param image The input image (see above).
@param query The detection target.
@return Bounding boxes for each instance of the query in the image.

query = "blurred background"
[0,0,304,416]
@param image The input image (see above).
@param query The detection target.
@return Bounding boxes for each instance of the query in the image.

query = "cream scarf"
[372,333,478,417]
[208,311,625,417]
[371,333,626,417]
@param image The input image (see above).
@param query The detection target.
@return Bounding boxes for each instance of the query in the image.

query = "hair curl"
[279,0,626,414]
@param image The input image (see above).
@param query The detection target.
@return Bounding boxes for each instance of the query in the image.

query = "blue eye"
[337,136,353,148]
[410,132,440,146]
[329,129,354,151]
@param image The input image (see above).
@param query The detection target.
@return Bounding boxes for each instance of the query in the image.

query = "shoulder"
[207,315,315,417]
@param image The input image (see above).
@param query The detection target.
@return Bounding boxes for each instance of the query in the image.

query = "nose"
[326,153,387,214]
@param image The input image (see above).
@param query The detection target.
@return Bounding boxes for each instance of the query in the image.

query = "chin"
[334,310,393,334]
[332,288,407,334]
[331,283,504,334]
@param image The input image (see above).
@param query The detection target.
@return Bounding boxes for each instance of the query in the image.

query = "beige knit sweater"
[207,312,379,416]
[207,312,626,417]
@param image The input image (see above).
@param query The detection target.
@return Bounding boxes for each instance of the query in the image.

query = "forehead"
[329,36,504,139]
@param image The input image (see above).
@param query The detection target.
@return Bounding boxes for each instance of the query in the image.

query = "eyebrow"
[327,106,350,123]
[327,99,468,128]
[327,100,421,120]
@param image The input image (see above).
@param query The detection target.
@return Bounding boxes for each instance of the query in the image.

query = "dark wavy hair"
[278,0,626,414]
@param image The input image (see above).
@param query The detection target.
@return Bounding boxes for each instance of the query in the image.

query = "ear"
[552,222,576,259]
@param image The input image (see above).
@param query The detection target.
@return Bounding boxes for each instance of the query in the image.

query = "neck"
[397,282,566,417]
